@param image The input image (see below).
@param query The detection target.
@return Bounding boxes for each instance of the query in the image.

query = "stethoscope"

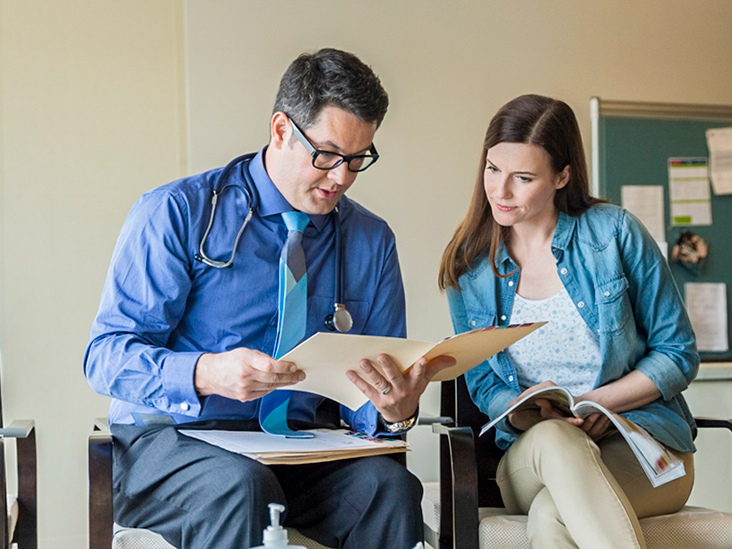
[194,154,353,333]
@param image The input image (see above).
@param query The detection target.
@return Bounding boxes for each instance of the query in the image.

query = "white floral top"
[507,288,601,396]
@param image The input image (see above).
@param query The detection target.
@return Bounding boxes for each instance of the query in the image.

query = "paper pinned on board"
[668,157,712,226]
[685,282,729,352]
[706,127,732,195]
[621,185,666,250]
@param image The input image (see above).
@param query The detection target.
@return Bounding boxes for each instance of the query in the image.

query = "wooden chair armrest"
[89,430,114,549]
[93,417,110,432]
[431,423,480,549]
[416,415,454,426]
[695,417,732,432]
[0,420,37,549]
[0,419,35,438]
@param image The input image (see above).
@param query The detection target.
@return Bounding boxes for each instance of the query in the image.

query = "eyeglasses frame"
[287,115,379,173]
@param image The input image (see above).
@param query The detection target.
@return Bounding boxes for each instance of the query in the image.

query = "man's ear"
[270,111,290,150]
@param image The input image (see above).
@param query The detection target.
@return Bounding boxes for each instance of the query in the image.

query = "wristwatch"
[380,410,418,433]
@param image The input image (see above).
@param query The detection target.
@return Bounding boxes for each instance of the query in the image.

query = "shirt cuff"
[160,351,204,416]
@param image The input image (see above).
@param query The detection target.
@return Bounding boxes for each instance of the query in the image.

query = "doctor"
[84,48,453,549]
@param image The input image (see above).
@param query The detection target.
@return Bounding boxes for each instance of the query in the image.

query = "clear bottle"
[250,503,306,549]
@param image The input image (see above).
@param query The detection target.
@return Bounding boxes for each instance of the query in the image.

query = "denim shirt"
[447,204,699,453]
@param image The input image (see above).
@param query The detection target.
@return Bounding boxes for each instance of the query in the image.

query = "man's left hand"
[346,354,456,423]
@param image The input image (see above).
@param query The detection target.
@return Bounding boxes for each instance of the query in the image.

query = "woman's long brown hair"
[439,95,604,290]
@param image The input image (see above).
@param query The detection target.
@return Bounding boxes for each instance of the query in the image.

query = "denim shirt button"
[180,402,190,411]
[604,291,610,297]
[471,320,477,326]
[560,268,568,275]
[508,280,514,287]
[508,375,514,382]
[501,315,507,321]
[577,301,585,308]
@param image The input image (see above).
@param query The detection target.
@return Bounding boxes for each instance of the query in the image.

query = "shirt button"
[508,375,514,382]
[471,320,477,326]
[501,315,507,321]
[577,301,585,308]
[180,402,189,411]
[604,291,610,297]
[560,268,568,275]
[508,281,514,287]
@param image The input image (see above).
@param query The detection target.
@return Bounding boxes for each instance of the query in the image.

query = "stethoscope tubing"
[194,154,351,332]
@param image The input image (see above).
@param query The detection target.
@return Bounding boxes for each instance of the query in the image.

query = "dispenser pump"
[251,503,306,549]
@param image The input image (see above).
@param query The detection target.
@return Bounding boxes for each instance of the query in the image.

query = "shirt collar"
[246,147,332,232]
[494,210,577,267]
[551,211,577,251]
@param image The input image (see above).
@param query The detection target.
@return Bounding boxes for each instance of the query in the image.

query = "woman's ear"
[556,165,571,189]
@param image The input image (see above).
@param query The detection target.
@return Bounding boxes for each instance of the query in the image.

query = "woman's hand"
[577,412,613,440]
[507,381,584,431]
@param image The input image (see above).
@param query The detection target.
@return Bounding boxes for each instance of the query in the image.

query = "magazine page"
[479,386,574,436]
[572,401,685,487]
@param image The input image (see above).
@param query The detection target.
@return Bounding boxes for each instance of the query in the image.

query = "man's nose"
[328,162,351,186]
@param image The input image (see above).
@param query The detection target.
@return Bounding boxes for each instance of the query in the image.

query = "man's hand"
[346,354,456,423]
[194,348,305,402]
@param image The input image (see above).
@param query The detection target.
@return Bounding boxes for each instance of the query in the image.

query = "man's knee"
[358,457,422,509]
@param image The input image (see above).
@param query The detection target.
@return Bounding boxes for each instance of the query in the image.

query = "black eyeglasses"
[288,116,379,173]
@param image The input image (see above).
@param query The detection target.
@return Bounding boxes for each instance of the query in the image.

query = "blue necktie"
[259,211,313,438]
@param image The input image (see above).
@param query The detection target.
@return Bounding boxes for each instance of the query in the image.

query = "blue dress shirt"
[448,205,699,453]
[84,148,407,436]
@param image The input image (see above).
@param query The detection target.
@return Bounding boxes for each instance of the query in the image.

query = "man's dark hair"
[273,48,389,129]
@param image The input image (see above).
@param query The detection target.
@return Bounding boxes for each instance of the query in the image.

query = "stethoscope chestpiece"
[325,303,353,333]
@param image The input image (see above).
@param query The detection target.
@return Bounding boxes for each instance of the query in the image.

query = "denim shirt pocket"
[464,307,497,331]
[595,276,633,335]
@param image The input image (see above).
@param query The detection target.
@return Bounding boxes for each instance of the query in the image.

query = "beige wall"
[1,1,731,546]
[0,1,186,547]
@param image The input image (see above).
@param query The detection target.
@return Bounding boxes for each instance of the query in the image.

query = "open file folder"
[180,429,409,465]
[281,322,545,410]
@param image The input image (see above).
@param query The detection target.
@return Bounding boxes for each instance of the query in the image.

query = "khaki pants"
[496,419,694,549]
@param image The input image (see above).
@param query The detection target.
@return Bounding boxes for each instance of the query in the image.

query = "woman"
[438,94,698,549]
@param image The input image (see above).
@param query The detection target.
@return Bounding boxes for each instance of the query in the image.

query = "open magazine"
[479,386,685,487]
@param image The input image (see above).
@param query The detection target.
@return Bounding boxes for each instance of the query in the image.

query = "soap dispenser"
[251,503,306,549]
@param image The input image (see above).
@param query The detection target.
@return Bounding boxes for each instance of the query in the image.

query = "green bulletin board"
[593,99,732,361]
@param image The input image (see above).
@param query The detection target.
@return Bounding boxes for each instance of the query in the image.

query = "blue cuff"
[161,351,204,417]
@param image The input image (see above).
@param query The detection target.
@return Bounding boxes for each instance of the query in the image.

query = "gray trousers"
[111,421,424,549]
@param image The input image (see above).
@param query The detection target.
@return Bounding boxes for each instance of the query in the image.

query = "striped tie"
[259,211,314,438]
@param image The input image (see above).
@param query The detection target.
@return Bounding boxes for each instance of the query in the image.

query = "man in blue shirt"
[84,48,452,548]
